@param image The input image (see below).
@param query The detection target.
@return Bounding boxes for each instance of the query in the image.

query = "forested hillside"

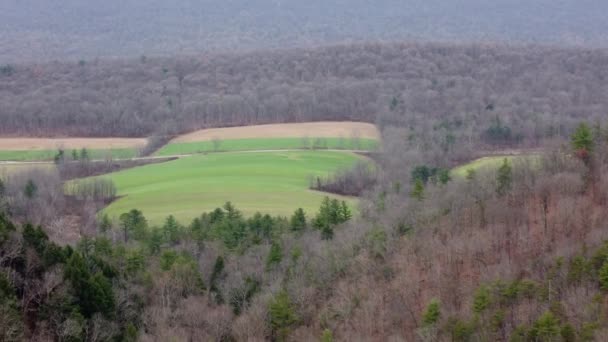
[4,120,608,340]
[1,43,607,143]
[1,0,607,62]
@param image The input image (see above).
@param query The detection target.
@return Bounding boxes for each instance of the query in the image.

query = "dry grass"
[172,122,380,143]
[0,137,147,151]
[0,163,55,178]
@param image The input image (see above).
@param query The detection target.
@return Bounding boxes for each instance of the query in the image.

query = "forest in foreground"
[3,120,608,341]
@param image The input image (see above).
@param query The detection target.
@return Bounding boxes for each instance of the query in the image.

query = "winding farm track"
[0,149,373,167]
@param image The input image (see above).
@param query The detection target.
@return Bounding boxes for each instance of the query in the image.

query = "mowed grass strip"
[155,137,379,156]
[100,151,361,225]
[0,148,138,161]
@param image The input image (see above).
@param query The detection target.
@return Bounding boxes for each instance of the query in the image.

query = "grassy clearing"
[155,137,379,156]
[97,151,361,225]
[0,148,138,161]
[452,154,541,177]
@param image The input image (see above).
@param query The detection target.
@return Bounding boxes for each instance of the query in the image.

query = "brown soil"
[0,137,147,151]
[172,122,380,143]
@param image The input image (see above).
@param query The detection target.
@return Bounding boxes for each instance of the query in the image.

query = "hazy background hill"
[2,0,608,62]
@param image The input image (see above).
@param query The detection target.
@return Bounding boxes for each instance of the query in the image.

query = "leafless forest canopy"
[1,43,608,146]
[1,0,608,62]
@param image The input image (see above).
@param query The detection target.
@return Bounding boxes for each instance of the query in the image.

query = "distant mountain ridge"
[1,0,607,62]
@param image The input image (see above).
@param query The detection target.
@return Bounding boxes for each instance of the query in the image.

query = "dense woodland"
[1,42,607,145]
[3,40,608,340]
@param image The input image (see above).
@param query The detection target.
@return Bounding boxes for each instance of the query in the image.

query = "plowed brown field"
[172,122,379,143]
[0,137,147,151]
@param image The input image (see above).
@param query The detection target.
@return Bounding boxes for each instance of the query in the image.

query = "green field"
[0,148,138,161]
[452,155,540,177]
[155,137,379,156]
[97,151,361,225]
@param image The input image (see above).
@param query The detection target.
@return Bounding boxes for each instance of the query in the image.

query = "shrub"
[599,261,608,290]
[560,323,576,342]
[567,255,591,284]
[509,326,528,342]
[472,286,491,314]
[529,311,560,342]
[450,319,474,342]
[321,329,334,342]
[422,299,441,326]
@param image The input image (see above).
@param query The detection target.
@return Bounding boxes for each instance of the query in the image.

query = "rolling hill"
[2,0,608,62]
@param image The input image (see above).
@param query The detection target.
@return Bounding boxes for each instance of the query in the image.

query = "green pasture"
[97,151,361,225]
[155,137,379,156]
[0,148,138,161]
[452,154,540,177]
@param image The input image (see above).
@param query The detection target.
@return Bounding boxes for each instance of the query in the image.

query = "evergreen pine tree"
[572,122,594,153]
[530,311,560,341]
[99,214,112,233]
[410,179,425,201]
[496,158,513,196]
[472,286,491,314]
[266,242,283,268]
[340,201,352,222]
[422,299,441,326]
[119,209,147,242]
[313,197,332,229]
[54,149,65,164]
[329,199,341,224]
[162,215,181,244]
[599,260,608,290]
[321,224,334,240]
[269,291,298,341]
[23,179,37,199]
[210,256,225,304]
[147,227,163,255]
[571,122,594,163]
[80,148,89,161]
[290,208,307,232]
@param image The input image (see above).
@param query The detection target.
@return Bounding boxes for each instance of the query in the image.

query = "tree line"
[110,197,352,251]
